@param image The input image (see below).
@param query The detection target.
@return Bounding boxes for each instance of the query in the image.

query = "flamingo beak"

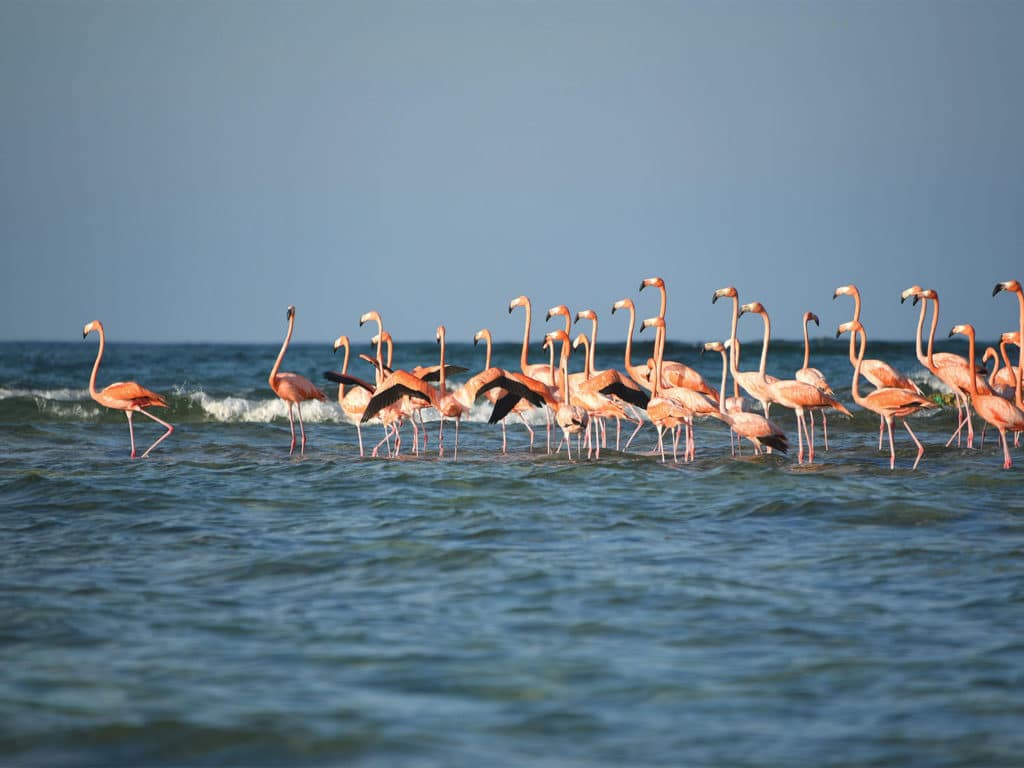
[810,314,820,327]
[993,282,1008,296]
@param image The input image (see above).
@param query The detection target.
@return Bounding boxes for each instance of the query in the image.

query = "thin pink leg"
[356,422,364,457]
[886,417,896,470]
[287,403,296,455]
[296,402,306,455]
[903,420,925,470]
[126,411,137,458]
[822,411,829,451]
[878,415,885,451]
[137,408,174,458]
[999,428,1012,470]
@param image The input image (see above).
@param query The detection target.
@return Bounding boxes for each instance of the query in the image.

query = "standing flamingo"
[324,335,377,457]
[269,306,326,455]
[636,318,691,462]
[795,311,835,451]
[712,286,777,419]
[836,284,922,449]
[837,320,936,470]
[703,341,788,456]
[543,330,590,460]
[948,324,1024,469]
[82,320,174,458]
[474,328,535,452]
[739,302,850,464]
[640,277,718,397]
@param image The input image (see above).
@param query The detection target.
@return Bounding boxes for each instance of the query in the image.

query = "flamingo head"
[332,335,349,354]
[993,280,1022,296]
[546,304,570,322]
[832,285,857,300]
[640,276,664,291]
[435,326,446,344]
[900,285,923,304]
[575,309,597,324]
[82,320,102,339]
[948,323,974,340]
[700,341,725,356]
[1001,331,1021,345]
[359,310,381,327]
[508,295,529,313]
[804,312,820,326]
[611,298,633,314]
[286,305,295,320]
[917,288,938,302]
[836,320,863,338]
[473,329,490,346]
[738,301,765,318]
[572,333,588,351]
[712,286,737,304]
[640,316,665,333]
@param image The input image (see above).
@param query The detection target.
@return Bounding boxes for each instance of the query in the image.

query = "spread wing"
[323,371,376,393]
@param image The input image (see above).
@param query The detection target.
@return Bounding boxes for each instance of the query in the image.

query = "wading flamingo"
[837,320,936,470]
[703,341,788,456]
[837,284,922,449]
[636,318,691,462]
[269,306,326,456]
[712,286,777,419]
[571,333,643,458]
[82,320,174,458]
[795,311,835,451]
[544,330,590,460]
[640,277,718,397]
[324,335,378,457]
[948,324,1024,469]
[739,302,850,464]
[611,298,656,390]
[474,328,536,452]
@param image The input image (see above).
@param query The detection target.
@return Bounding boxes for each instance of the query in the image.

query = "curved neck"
[914,298,928,367]
[963,328,979,397]
[757,311,770,377]
[482,333,492,370]
[984,349,998,387]
[658,286,667,319]
[1000,338,1013,373]
[580,338,591,379]
[1016,289,1024,408]
[519,301,532,374]
[88,324,105,398]
[728,294,740,373]
[547,340,557,389]
[926,295,940,368]
[559,339,570,401]
[802,317,811,369]
[651,327,663,398]
[851,288,862,323]
[373,336,385,386]
[338,340,350,401]
[850,328,867,407]
[588,317,598,374]
[270,312,294,386]
[623,304,636,371]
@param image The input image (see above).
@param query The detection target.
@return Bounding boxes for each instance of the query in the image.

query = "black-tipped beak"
[832,290,839,300]
[711,293,719,304]
[835,329,842,339]
[508,304,514,314]
[912,295,920,306]
[993,283,1006,296]
[947,327,955,338]
[811,315,820,327]
[639,281,647,292]
[900,294,908,304]
[82,331,87,340]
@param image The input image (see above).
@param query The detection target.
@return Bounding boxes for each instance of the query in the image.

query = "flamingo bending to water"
[83,320,174,458]
[269,306,326,456]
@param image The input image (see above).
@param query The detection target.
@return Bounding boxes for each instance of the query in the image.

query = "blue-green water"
[2,338,1023,766]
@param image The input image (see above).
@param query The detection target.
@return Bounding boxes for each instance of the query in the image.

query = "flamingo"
[712,286,777,419]
[994,279,1024,445]
[509,295,557,450]
[636,318,691,462]
[739,301,851,464]
[795,311,835,451]
[837,320,937,470]
[325,335,376,456]
[269,306,326,456]
[910,288,991,448]
[837,284,922,449]
[703,341,788,456]
[611,298,656,390]
[948,324,1024,469]
[995,331,1021,396]
[640,276,718,397]
[474,328,536,452]
[574,308,649,450]
[82,320,174,458]
[643,316,722,462]
[544,330,590,460]
[570,332,643,458]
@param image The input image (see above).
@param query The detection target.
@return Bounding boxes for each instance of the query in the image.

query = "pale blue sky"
[2,1,1022,344]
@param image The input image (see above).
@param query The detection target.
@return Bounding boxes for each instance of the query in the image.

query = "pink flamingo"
[636,318,693,462]
[948,324,1024,469]
[82,320,174,458]
[324,335,378,457]
[837,320,936,470]
[703,341,788,456]
[712,286,777,419]
[269,306,326,456]
[640,277,718,397]
[795,311,836,451]
[571,332,644,458]
[544,330,590,460]
[836,283,922,449]
[739,302,851,464]
[611,298,657,391]
[474,328,537,452]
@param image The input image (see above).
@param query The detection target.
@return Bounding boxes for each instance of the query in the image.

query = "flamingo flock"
[81,277,1024,470]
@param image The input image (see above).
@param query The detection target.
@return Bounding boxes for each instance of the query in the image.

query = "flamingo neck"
[581,339,591,380]
[926,295,940,369]
[519,301,532,374]
[850,328,868,408]
[482,334,492,370]
[658,286,667,319]
[88,324,104,399]
[1016,289,1024,409]
[269,313,294,387]
[623,305,637,372]
[338,341,350,402]
[718,349,728,416]
[802,317,811,370]
[438,331,447,392]
[728,295,740,374]
[963,327,979,397]
[588,318,598,375]
[914,298,928,367]
[559,340,570,402]
[757,311,770,378]
[984,349,999,389]
[852,288,862,323]
[547,340,557,389]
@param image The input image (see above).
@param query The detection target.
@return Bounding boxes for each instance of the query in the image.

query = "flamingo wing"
[361,373,436,423]
[323,371,376,393]
[101,381,168,408]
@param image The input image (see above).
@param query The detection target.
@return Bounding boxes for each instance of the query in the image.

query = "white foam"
[0,387,89,401]
[189,392,345,424]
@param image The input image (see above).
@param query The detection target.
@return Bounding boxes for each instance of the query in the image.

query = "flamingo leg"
[296,402,306,455]
[438,415,445,458]
[125,411,137,458]
[822,411,829,452]
[795,410,805,464]
[878,415,885,451]
[615,417,621,451]
[518,412,535,450]
[356,422,364,458]
[287,403,297,455]
[137,408,174,459]
[624,416,644,451]
[886,416,896,470]
[999,428,1012,470]
[806,410,815,463]
[501,418,508,454]
[903,420,925,470]
[453,417,460,461]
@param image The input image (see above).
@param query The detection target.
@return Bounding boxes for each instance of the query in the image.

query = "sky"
[1,1,1022,345]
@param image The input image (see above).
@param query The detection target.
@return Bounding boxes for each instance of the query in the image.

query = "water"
[2,336,1023,767]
